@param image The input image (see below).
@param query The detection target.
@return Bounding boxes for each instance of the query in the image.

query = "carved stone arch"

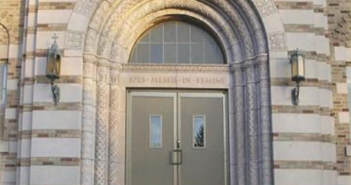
[97,0,259,61]
[67,0,285,53]
[108,9,240,63]
[71,1,275,185]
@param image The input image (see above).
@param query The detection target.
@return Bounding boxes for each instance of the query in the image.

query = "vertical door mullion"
[173,93,178,185]
[176,92,182,185]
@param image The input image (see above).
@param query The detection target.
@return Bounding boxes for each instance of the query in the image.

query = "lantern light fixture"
[290,49,306,105]
[46,34,61,105]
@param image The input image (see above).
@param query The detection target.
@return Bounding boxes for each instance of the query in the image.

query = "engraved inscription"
[128,76,226,84]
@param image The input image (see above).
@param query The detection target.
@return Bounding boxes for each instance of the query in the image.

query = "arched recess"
[69,0,275,185]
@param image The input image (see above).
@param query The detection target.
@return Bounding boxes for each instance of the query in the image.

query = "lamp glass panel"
[47,53,61,77]
[291,56,298,78]
[47,51,61,79]
[56,56,61,76]
[297,55,305,77]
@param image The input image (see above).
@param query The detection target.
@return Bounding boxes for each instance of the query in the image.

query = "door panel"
[128,93,176,185]
[179,94,225,185]
[127,91,226,185]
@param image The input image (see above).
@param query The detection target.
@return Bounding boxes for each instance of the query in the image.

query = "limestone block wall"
[328,0,351,182]
[17,0,82,185]
[267,0,341,184]
[0,0,24,185]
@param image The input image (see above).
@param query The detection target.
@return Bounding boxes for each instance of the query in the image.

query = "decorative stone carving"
[108,84,119,185]
[82,104,96,131]
[81,159,95,185]
[65,31,85,50]
[255,30,268,54]
[85,28,98,53]
[95,60,110,185]
[74,0,100,17]
[81,54,98,185]
[252,0,278,17]
[75,0,276,185]
[89,1,111,31]
[108,0,237,62]
[82,131,96,159]
[268,32,287,51]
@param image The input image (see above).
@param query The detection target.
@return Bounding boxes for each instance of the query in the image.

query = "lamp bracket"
[51,82,60,105]
[292,83,300,105]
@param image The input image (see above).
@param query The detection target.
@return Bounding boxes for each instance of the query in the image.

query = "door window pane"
[150,115,163,148]
[193,115,206,148]
[130,21,224,64]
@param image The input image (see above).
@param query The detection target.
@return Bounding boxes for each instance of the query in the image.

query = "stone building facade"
[0,0,350,185]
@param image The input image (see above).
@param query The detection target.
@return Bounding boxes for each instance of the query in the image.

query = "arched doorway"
[126,20,229,185]
[78,1,274,185]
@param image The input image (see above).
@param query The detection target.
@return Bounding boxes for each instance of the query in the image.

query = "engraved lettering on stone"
[128,76,226,85]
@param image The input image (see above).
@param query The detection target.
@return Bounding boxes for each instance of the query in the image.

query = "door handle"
[171,149,182,165]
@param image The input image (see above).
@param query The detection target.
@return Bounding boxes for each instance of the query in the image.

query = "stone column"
[231,63,247,185]
[244,60,260,185]
[257,55,274,185]
[231,55,274,185]
[81,54,98,185]
[108,62,123,185]
[95,58,110,185]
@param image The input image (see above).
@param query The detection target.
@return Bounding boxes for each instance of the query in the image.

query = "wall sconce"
[46,34,61,105]
[290,49,305,105]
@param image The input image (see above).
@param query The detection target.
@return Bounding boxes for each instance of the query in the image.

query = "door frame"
[126,90,229,185]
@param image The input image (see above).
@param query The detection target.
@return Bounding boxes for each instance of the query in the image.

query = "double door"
[127,91,227,185]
